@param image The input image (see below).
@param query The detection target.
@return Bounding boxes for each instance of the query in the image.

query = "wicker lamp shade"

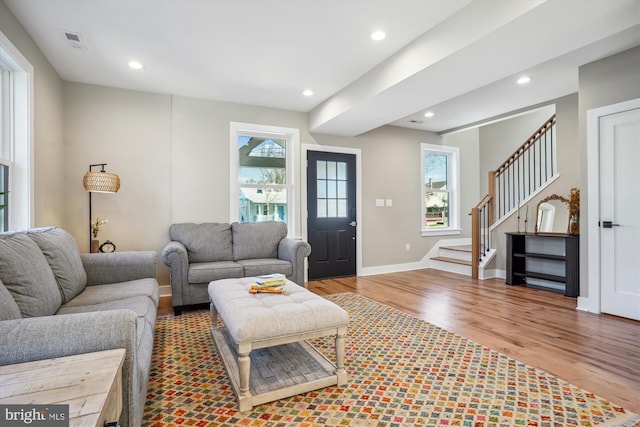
[83,171,120,193]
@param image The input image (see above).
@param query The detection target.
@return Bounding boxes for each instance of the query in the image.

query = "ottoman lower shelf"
[211,327,340,411]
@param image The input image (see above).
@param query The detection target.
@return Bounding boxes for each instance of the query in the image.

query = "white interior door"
[599,107,640,320]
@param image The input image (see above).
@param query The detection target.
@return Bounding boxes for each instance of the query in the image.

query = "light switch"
[385,199,393,207]
[375,199,385,207]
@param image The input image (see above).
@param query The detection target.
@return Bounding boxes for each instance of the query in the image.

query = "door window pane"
[316,160,348,218]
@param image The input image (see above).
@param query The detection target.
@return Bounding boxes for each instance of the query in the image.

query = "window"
[230,122,300,234]
[315,160,348,218]
[0,30,33,232]
[421,143,460,236]
[0,60,11,232]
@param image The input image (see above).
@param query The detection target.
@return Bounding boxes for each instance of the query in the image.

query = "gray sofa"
[0,226,159,427]
[162,221,311,314]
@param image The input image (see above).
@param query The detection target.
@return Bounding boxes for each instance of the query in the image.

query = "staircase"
[429,114,556,279]
[430,242,497,278]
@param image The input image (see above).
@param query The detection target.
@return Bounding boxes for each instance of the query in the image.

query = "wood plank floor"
[306,269,640,414]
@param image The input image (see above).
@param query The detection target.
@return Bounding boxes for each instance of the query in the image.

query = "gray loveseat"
[162,221,311,315]
[0,226,159,427]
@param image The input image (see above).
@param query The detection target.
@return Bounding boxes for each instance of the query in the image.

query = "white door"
[599,107,640,320]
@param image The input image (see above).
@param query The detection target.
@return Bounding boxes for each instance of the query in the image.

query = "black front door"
[307,151,357,280]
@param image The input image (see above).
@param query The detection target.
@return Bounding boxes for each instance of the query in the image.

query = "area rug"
[143,293,639,427]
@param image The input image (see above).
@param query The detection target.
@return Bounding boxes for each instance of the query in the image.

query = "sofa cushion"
[169,223,233,263]
[236,258,293,278]
[62,278,159,308]
[57,295,157,329]
[0,279,22,320]
[232,221,287,261]
[0,232,62,317]
[27,227,87,303]
[188,261,243,283]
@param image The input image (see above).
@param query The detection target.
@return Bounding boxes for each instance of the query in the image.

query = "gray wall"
[61,84,448,285]
[0,1,65,228]
[578,46,640,298]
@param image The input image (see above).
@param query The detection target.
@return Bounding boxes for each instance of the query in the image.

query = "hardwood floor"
[306,269,640,414]
[158,269,640,414]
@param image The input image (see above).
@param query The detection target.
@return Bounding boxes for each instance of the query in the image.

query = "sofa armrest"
[81,251,157,285]
[278,238,311,286]
[161,241,189,308]
[0,311,139,427]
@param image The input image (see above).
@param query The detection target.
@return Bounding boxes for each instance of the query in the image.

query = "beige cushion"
[208,277,349,344]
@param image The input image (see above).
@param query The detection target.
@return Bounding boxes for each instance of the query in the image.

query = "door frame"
[301,144,363,277]
[584,97,640,314]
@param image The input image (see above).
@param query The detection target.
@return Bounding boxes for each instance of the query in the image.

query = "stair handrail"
[471,194,492,279]
[470,114,556,279]
[494,114,556,177]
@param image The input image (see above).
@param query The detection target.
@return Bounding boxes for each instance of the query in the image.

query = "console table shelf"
[506,232,579,297]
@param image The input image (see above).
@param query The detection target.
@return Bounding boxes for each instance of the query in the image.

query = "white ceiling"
[5,0,640,136]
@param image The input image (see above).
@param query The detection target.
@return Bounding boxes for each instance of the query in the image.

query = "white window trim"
[229,122,300,236]
[421,143,461,237]
[0,30,34,231]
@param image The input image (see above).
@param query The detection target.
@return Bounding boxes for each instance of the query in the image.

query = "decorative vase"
[569,215,579,235]
[90,239,100,253]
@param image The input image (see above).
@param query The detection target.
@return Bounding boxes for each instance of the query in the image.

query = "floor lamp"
[83,163,120,251]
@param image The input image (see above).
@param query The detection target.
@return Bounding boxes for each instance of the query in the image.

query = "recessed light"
[517,75,532,85]
[302,89,314,97]
[128,61,144,70]
[370,30,386,41]
[424,111,434,118]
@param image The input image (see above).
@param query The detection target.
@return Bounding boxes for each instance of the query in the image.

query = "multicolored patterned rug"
[143,293,639,427]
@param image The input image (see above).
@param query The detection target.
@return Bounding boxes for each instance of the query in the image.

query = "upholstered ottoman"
[208,277,349,411]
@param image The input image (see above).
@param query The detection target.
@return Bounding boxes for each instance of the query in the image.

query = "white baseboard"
[577,296,598,313]
[361,261,428,276]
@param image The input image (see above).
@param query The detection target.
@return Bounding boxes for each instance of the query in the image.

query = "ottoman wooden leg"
[335,327,347,385]
[237,351,252,411]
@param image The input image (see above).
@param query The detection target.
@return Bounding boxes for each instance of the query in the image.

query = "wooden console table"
[0,348,125,427]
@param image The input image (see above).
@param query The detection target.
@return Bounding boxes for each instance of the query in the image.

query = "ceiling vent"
[409,119,424,124]
[60,29,87,50]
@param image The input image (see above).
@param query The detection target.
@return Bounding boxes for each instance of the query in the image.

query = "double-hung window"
[0,30,33,232]
[230,122,299,234]
[421,143,460,236]
[0,60,11,231]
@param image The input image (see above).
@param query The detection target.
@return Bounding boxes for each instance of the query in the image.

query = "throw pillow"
[0,231,62,317]
[27,227,87,303]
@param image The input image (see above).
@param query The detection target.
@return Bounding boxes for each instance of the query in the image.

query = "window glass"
[0,164,7,232]
[421,144,459,235]
[316,160,348,218]
[235,132,292,225]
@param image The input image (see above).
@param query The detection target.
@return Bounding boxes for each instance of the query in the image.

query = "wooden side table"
[0,348,125,427]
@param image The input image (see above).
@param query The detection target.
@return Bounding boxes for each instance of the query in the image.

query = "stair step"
[440,244,472,253]
[431,256,472,266]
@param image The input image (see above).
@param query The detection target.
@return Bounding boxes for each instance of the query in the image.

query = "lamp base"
[90,239,100,253]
